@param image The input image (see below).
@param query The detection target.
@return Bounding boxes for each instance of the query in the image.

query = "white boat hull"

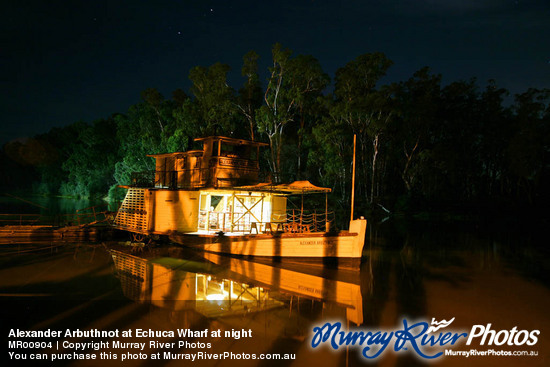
[170,219,367,260]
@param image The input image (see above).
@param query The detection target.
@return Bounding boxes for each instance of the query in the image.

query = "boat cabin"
[148,136,268,189]
[114,136,331,237]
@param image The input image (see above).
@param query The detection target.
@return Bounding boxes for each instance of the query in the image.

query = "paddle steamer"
[113,136,366,260]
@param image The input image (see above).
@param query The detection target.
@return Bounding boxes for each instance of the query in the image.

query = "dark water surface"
[1,220,548,366]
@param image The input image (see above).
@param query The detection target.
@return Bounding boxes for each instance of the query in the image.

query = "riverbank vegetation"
[2,44,548,220]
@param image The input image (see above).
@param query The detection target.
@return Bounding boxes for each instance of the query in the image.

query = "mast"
[350,134,356,222]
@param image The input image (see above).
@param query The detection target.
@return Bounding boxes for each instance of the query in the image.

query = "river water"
[1,218,548,366]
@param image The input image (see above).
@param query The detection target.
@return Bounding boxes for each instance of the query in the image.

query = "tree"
[310,96,353,202]
[330,52,394,203]
[114,89,174,188]
[508,88,550,203]
[188,63,238,136]
[477,81,510,198]
[437,78,481,201]
[238,51,263,141]
[256,44,330,182]
[287,54,330,178]
[141,88,166,132]
[393,67,441,196]
[256,43,294,182]
[59,118,120,198]
[32,123,86,195]
[172,88,189,107]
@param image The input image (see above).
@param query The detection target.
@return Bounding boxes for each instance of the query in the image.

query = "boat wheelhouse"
[113,136,367,261]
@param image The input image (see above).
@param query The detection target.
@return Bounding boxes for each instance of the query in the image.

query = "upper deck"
[143,136,268,189]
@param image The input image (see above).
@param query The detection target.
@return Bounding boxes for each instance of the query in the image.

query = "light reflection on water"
[0,225,549,366]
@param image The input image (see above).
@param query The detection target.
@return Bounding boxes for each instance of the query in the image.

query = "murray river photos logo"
[310,318,540,361]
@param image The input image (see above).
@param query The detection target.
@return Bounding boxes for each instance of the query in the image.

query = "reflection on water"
[109,246,365,333]
[1,222,549,366]
[111,251,285,317]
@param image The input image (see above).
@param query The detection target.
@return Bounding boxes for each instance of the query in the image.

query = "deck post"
[350,134,356,222]
[325,192,328,232]
[300,191,304,226]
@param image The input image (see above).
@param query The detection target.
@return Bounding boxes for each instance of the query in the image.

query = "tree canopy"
[4,44,548,219]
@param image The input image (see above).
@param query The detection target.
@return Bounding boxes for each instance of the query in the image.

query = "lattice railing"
[113,188,148,233]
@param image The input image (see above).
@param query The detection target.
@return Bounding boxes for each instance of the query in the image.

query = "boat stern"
[349,218,367,258]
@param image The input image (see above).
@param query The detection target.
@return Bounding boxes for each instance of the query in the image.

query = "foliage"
[256,44,330,182]
[238,51,263,141]
[328,52,394,203]
[188,63,239,136]
[2,45,545,217]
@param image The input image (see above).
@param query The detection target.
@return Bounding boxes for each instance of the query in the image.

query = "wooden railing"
[0,213,41,226]
[275,210,335,233]
[198,209,335,234]
[131,170,204,189]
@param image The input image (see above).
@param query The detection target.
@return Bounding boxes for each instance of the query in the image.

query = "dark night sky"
[2,0,549,145]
